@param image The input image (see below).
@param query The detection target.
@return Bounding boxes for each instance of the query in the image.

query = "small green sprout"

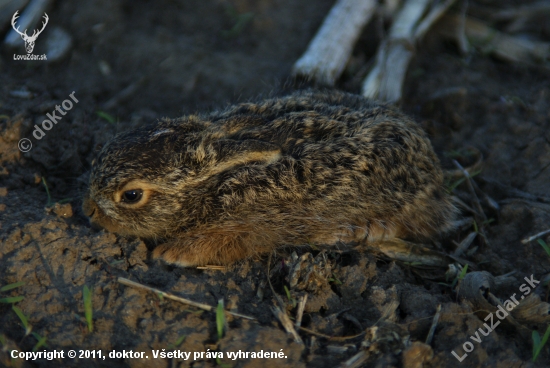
[537,239,550,258]
[451,264,469,289]
[96,110,116,124]
[41,177,53,207]
[446,169,481,193]
[328,274,343,285]
[216,356,232,367]
[83,285,93,332]
[167,335,186,350]
[32,332,48,351]
[0,281,26,303]
[0,296,24,303]
[222,5,253,38]
[283,285,296,308]
[0,281,26,292]
[532,324,550,362]
[216,299,225,340]
[12,305,31,336]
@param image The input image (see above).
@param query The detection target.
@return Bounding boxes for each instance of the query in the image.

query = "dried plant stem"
[365,238,450,267]
[362,0,458,103]
[522,229,550,244]
[339,350,368,368]
[492,2,550,33]
[103,76,147,110]
[452,159,486,222]
[295,294,308,329]
[292,0,377,85]
[414,0,458,40]
[425,304,441,344]
[117,277,255,320]
[438,14,550,66]
[271,306,303,344]
[452,232,477,257]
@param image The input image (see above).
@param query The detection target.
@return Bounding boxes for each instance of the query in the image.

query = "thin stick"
[327,331,366,342]
[295,294,308,329]
[265,255,303,342]
[414,0,458,40]
[266,253,286,309]
[292,0,377,85]
[438,14,550,66]
[487,292,525,331]
[452,160,487,222]
[362,0,433,102]
[425,304,442,345]
[103,76,147,110]
[452,232,477,257]
[196,265,228,270]
[117,277,255,320]
[339,350,368,368]
[298,326,333,339]
[271,306,303,344]
[522,229,550,244]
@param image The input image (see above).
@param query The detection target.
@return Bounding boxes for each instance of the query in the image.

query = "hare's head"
[82,118,211,238]
[83,115,283,238]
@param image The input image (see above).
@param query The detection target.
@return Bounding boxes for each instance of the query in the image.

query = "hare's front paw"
[152,242,198,267]
[151,224,269,267]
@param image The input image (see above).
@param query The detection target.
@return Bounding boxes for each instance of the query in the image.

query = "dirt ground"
[1,0,550,367]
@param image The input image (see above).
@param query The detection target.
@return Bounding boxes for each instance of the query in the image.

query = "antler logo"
[11,11,49,54]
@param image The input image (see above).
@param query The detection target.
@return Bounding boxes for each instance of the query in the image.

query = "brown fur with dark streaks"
[82,90,457,266]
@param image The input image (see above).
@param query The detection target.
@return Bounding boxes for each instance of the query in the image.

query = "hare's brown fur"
[83,90,457,266]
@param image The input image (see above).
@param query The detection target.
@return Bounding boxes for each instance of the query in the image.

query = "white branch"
[292,0,378,86]
[362,0,459,103]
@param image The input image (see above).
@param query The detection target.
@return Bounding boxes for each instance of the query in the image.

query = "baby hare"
[83,90,457,267]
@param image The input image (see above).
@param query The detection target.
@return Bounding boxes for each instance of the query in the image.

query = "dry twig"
[271,306,303,344]
[452,232,477,258]
[438,13,550,67]
[452,159,486,222]
[425,304,441,344]
[365,238,451,268]
[292,0,377,85]
[522,229,550,245]
[339,350,368,368]
[295,294,308,329]
[362,0,458,103]
[117,277,255,320]
[492,2,550,33]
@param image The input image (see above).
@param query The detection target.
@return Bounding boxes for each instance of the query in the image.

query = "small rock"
[51,202,73,218]
[9,89,34,99]
[0,187,7,196]
[44,27,73,63]
[98,60,111,76]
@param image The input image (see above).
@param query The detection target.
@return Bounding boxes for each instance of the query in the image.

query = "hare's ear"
[209,139,281,173]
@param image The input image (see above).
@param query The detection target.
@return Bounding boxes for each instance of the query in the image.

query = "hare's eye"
[122,189,143,203]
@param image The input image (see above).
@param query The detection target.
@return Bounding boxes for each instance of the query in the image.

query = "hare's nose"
[82,196,97,218]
